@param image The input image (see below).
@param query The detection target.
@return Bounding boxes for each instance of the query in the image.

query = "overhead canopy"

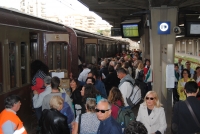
[78,0,200,27]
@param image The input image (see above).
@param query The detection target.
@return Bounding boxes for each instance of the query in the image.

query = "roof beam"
[179,0,200,8]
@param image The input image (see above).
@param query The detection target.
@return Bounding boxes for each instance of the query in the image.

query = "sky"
[0,0,109,24]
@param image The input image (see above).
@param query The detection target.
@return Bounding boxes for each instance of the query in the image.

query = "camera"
[173,26,181,34]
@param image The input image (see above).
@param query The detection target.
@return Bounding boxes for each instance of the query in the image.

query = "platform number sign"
[158,21,170,34]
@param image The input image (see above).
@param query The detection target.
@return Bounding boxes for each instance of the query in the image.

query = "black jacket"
[104,71,120,94]
[70,86,82,105]
[172,96,200,134]
[39,108,70,134]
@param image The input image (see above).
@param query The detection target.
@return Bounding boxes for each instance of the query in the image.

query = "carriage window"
[0,43,2,93]
[47,42,68,70]
[21,43,27,84]
[9,42,16,88]
[30,42,38,62]
[85,44,96,64]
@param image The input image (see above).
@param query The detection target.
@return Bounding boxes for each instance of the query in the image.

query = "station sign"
[158,21,170,34]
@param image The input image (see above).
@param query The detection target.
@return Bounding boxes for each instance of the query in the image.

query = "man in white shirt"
[32,76,52,121]
[78,63,91,83]
[117,68,141,106]
[185,61,194,78]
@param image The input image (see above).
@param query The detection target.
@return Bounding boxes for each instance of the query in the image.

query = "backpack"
[96,94,103,103]
[60,93,74,124]
[115,104,135,128]
[125,80,141,107]
[136,70,144,82]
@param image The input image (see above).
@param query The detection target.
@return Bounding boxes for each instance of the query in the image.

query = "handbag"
[185,100,200,134]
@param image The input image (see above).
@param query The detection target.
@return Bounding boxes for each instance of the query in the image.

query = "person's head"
[185,61,191,69]
[144,91,162,108]
[145,59,150,66]
[174,63,179,71]
[124,62,129,69]
[50,95,64,111]
[101,61,107,68]
[31,60,49,77]
[87,70,98,80]
[196,66,200,75]
[4,95,21,112]
[184,81,199,96]
[124,121,147,134]
[70,78,79,90]
[178,58,182,63]
[85,98,96,113]
[116,68,127,79]
[108,87,124,106]
[137,62,144,70]
[86,77,95,85]
[181,69,191,78]
[51,76,60,90]
[82,63,87,69]
[81,84,99,102]
[108,65,115,73]
[124,56,129,61]
[96,99,111,121]
[109,61,116,67]
[44,76,52,86]
[88,72,93,78]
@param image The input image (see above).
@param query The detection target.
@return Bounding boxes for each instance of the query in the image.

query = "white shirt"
[32,85,52,108]
[78,68,91,82]
[119,82,133,106]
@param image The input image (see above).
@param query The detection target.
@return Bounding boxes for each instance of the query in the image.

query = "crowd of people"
[0,50,200,134]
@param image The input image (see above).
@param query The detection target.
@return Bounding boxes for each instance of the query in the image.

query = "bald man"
[96,99,122,134]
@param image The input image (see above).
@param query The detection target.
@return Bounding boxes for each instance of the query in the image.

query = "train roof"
[0,7,129,44]
[0,7,67,32]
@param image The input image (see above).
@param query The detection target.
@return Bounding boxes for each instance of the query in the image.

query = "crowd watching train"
[1,50,200,134]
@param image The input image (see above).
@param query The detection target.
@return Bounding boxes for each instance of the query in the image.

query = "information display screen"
[190,24,200,34]
[121,23,139,38]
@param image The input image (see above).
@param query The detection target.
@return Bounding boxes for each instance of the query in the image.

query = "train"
[0,7,129,131]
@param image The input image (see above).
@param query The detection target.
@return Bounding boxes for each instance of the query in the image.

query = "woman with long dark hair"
[107,87,124,119]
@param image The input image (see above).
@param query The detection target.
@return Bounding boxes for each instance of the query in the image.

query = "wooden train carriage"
[66,28,129,72]
[0,7,71,131]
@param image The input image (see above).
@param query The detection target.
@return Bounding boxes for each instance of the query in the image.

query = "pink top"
[111,100,123,119]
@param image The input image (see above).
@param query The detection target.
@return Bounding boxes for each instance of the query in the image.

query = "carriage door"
[84,39,97,64]
[45,33,69,70]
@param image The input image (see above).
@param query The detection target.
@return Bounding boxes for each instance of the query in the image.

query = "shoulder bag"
[78,114,82,134]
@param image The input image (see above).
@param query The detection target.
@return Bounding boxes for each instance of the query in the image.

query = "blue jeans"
[35,107,42,121]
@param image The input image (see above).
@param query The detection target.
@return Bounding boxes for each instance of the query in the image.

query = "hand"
[33,90,38,95]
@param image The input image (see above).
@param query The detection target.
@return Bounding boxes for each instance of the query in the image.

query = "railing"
[175,55,200,70]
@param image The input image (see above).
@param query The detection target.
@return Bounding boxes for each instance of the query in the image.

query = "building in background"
[20,0,46,18]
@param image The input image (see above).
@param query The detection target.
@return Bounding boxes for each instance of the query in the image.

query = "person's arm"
[65,93,73,112]
[33,90,46,108]
[2,121,15,134]
[110,125,123,134]
[157,108,167,134]
[119,83,128,106]
[72,115,79,134]
[59,118,70,134]
[72,122,78,134]
[136,105,142,122]
[78,73,83,82]
[177,80,182,95]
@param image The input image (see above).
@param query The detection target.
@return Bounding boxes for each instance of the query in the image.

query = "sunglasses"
[146,97,154,100]
[95,108,110,113]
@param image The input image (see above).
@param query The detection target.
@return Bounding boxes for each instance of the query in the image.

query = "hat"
[44,76,51,84]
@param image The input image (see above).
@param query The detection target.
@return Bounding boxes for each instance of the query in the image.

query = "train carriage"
[0,7,129,132]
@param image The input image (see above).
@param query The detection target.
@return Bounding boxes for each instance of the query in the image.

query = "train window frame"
[47,42,68,70]
[9,42,17,89]
[0,42,2,93]
[85,43,97,64]
[21,42,28,85]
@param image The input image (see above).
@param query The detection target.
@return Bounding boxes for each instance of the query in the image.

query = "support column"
[192,40,195,56]
[141,27,150,60]
[150,6,177,133]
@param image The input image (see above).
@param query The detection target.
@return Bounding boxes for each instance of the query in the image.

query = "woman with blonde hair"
[72,98,100,134]
[136,91,167,134]
[108,87,125,119]
[40,95,70,134]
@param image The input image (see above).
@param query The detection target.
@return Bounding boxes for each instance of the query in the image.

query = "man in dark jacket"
[96,99,122,134]
[172,81,200,134]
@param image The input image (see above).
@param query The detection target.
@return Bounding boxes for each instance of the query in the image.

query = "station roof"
[78,0,200,27]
